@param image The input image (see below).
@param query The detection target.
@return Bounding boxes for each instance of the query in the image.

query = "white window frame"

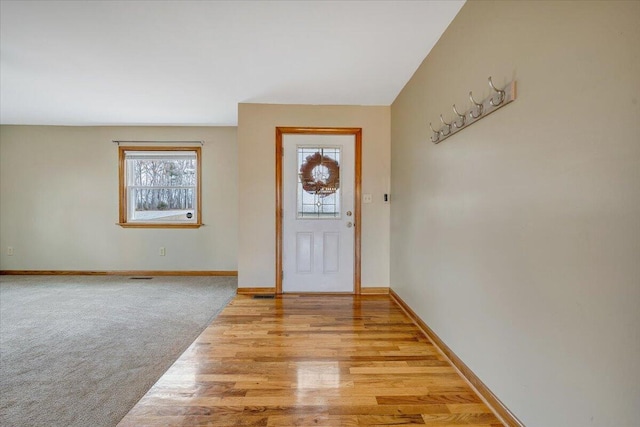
[118,146,202,228]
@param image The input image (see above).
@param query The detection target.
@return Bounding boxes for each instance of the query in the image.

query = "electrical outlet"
[7,246,14,256]
[159,247,166,256]
[363,193,373,204]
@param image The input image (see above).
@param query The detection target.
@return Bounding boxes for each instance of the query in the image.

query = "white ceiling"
[0,0,464,126]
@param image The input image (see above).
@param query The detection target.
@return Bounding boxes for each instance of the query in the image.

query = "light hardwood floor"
[118,295,503,426]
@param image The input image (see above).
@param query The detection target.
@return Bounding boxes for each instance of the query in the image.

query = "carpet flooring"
[0,275,237,427]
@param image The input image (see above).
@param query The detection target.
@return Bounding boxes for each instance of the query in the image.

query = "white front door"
[282,134,355,293]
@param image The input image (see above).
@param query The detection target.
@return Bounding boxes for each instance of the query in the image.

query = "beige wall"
[237,104,390,289]
[0,125,237,271]
[390,1,640,426]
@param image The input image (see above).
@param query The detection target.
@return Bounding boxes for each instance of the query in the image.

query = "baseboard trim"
[389,289,524,427]
[237,288,389,296]
[0,270,238,277]
[237,287,276,295]
[360,287,390,295]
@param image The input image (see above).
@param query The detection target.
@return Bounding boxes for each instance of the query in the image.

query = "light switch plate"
[363,193,372,204]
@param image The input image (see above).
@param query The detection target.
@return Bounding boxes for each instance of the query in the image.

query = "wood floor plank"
[267,414,360,426]
[377,394,482,405]
[420,412,503,425]
[117,295,504,426]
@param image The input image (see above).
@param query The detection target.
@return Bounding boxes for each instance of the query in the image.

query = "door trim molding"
[275,127,362,295]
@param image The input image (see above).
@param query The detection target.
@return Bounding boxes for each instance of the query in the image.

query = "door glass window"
[297,146,341,219]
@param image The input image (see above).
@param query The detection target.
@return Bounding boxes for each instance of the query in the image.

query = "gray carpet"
[0,275,237,427]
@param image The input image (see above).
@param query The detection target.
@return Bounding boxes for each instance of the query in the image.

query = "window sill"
[116,223,203,229]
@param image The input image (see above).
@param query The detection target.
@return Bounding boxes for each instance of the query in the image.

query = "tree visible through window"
[118,146,202,227]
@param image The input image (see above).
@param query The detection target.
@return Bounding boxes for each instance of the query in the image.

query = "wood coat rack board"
[429,77,517,144]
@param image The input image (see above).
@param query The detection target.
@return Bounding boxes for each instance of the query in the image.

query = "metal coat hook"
[469,92,483,119]
[488,76,505,106]
[439,115,452,136]
[452,104,466,129]
[427,76,517,144]
[429,123,440,143]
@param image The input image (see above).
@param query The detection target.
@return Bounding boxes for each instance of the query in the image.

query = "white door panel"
[323,232,340,273]
[296,232,313,273]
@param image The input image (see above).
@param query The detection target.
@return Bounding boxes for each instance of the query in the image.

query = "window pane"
[128,157,196,188]
[297,147,340,219]
[129,188,196,222]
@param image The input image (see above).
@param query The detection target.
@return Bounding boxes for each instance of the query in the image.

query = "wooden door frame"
[276,127,362,295]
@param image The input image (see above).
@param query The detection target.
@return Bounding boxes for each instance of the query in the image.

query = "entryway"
[275,127,362,294]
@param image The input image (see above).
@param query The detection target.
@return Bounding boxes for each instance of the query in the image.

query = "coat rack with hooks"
[429,77,517,144]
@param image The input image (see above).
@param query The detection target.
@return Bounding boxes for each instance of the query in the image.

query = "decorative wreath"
[299,152,340,197]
